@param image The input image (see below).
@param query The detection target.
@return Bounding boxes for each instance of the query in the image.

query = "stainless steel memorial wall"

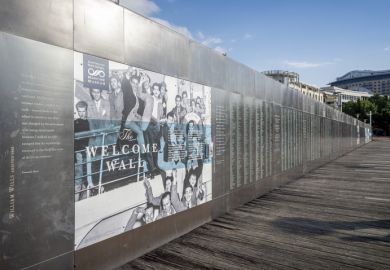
[0,1,371,269]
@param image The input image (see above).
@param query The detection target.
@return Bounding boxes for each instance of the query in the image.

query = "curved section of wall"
[0,1,371,270]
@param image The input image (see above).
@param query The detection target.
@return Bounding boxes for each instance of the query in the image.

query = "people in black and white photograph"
[109,74,123,124]
[73,53,212,250]
[74,101,92,201]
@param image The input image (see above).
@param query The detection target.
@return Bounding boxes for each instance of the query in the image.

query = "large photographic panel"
[74,52,213,249]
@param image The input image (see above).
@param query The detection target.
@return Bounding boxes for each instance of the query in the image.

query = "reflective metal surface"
[255,73,266,100]
[236,63,256,96]
[0,32,74,270]
[189,41,228,90]
[75,201,212,270]
[264,78,274,103]
[74,0,124,62]
[124,9,190,79]
[224,58,239,92]
[274,83,283,105]
[211,88,230,198]
[0,0,73,49]
[0,2,373,269]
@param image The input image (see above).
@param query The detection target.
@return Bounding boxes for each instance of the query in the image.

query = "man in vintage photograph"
[156,192,176,219]
[87,88,111,146]
[169,95,187,124]
[182,185,194,209]
[124,203,156,231]
[144,82,163,175]
[109,75,124,123]
[119,71,157,174]
[74,101,94,201]
[144,176,170,208]
[74,101,90,152]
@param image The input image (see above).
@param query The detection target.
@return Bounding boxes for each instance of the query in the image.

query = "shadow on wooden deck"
[272,217,390,242]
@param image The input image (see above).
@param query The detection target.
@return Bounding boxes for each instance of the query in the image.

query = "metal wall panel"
[285,88,294,107]
[189,41,227,90]
[306,96,311,113]
[236,63,256,96]
[255,72,266,100]
[224,58,239,92]
[74,0,124,62]
[75,202,212,270]
[302,95,306,112]
[0,0,73,49]
[280,84,287,106]
[264,78,273,103]
[229,182,257,209]
[298,92,303,111]
[0,32,74,270]
[0,2,373,269]
[293,90,298,109]
[159,29,190,79]
[212,88,230,197]
[124,9,190,79]
[272,104,282,174]
[273,83,283,105]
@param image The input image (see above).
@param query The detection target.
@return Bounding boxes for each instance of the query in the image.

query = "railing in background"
[74,126,144,201]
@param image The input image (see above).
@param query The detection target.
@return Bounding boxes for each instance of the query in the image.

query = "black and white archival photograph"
[73,52,213,249]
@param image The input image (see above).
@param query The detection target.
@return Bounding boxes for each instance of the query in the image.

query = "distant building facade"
[321,86,372,110]
[329,70,390,95]
[263,70,324,102]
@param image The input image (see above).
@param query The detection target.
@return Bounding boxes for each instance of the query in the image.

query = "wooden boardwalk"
[118,139,390,270]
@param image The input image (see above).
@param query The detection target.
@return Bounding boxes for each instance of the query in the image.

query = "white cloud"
[201,37,223,46]
[230,39,237,43]
[284,60,332,68]
[151,17,194,39]
[196,33,229,54]
[196,32,222,45]
[244,33,253,39]
[120,0,160,16]
[197,31,205,40]
[385,46,390,51]
[214,46,226,54]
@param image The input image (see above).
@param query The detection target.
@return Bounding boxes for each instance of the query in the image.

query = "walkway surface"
[118,139,390,270]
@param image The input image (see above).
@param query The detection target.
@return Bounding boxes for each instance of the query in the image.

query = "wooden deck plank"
[118,140,390,270]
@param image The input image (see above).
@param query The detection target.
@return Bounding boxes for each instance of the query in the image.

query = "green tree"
[342,99,376,120]
[343,94,390,136]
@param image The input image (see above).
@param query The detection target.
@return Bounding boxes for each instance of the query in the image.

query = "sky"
[119,0,390,87]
